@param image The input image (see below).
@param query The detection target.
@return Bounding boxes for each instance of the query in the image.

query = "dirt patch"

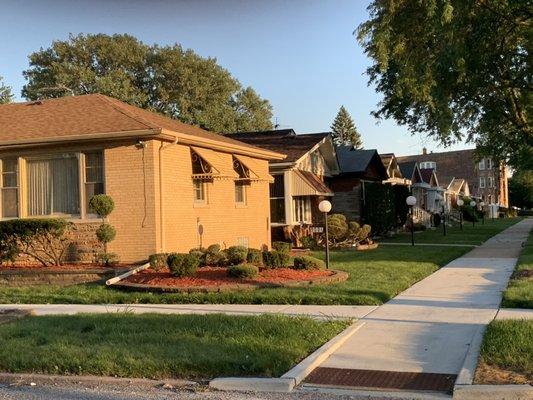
[0,309,32,325]
[474,360,532,385]
[118,266,348,293]
[513,269,533,279]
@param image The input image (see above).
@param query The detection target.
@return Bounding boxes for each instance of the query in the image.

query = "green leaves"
[358,0,532,167]
[22,33,273,133]
[0,76,13,104]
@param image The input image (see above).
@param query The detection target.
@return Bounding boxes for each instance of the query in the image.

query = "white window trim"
[235,181,247,206]
[193,179,208,204]
[479,176,486,188]
[479,159,486,170]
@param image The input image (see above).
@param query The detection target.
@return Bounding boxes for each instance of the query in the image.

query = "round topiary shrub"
[96,223,116,244]
[206,244,221,255]
[300,236,317,249]
[227,263,259,279]
[272,241,291,254]
[148,253,168,271]
[226,245,248,265]
[246,248,263,265]
[189,248,206,267]
[292,256,325,271]
[166,253,199,277]
[89,194,115,219]
[263,250,290,268]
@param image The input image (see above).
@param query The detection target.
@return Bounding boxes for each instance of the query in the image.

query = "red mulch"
[125,266,333,287]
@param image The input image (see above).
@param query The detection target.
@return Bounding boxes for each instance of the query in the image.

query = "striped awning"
[292,169,333,196]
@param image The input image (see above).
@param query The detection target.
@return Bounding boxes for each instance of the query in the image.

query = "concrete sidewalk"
[309,218,532,380]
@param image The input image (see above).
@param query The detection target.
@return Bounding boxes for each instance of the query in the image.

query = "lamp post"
[457,198,464,230]
[442,205,446,236]
[480,201,485,225]
[319,200,332,270]
[470,200,477,227]
[406,195,417,246]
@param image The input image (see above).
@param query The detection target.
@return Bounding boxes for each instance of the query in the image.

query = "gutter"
[158,137,179,253]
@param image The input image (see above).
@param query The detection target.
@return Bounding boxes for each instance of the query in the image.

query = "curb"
[209,320,366,393]
[454,323,488,386]
[453,384,533,400]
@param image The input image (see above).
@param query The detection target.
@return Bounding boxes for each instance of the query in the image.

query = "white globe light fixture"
[406,196,417,246]
[470,200,476,207]
[318,200,332,213]
[406,196,417,206]
[456,199,464,229]
[457,199,464,207]
[480,201,485,207]
[318,200,332,269]
[470,200,477,227]
[480,202,486,225]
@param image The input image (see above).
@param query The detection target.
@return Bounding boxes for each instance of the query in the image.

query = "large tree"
[331,106,363,147]
[509,170,533,209]
[357,1,531,168]
[0,76,13,104]
[22,34,273,133]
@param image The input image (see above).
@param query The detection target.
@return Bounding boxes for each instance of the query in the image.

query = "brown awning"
[292,170,333,196]
[191,146,238,180]
[233,154,274,182]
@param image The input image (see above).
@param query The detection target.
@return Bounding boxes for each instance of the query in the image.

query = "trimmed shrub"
[166,253,199,277]
[246,248,263,265]
[188,248,207,267]
[0,218,72,266]
[362,182,396,234]
[327,214,349,243]
[292,256,325,271]
[149,253,168,270]
[226,246,248,265]
[88,194,115,218]
[227,263,259,279]
[206,244,221,255]
[432,213,442,227]
[263,250,290,268]
[300,235,317,249]
[96,223,116,244]
[272,241,291,254]
[205,250,228,267]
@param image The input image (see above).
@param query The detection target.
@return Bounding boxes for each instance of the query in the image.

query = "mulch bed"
[117,266,348,293]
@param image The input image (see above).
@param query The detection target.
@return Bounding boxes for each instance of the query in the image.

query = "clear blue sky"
[1,0,471,156]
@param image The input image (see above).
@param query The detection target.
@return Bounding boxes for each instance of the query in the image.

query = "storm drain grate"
[304,367,457,393]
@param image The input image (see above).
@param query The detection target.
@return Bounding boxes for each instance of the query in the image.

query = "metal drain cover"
[304,367,457,393]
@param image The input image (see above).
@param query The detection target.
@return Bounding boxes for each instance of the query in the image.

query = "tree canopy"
[357,1,531,168]
[509,170,533,209]
[0,76,13,104]
[331,106,363,147]
[22,34,273,133]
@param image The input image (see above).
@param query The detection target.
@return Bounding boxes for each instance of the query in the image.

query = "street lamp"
[457,198,464,230]
[480,201,485,225]
[470,200,477,227]
[406,195,417,246]
[319,200,332,269]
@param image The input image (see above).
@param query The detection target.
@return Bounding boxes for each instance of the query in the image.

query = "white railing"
[413,206,432,226]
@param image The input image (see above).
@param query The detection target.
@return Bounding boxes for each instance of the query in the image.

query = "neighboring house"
[397,148,508,207]
[446,178,470,208]
[225,129,339,244]
[419,168,445,213]
[398,161,424,206]
[329,147,388,221]
[0,95,284,263]
[380,153,410,186]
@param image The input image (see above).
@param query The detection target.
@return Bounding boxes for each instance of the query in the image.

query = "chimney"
[422,147,427,155]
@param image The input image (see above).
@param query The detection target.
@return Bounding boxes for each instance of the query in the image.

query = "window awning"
[292,169,333,196]
[191,146,238,180]
[232,154,274,182]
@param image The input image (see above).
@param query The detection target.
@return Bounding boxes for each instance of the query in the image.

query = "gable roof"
[397,149,477,189]
[225,129,329,163]
[335,147,388,179]
[420,168,438,186]
[0,94,284,160]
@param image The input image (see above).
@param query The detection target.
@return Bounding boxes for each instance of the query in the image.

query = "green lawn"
[0,313,348,379]
[382,217,521,245]
[0,246,469,305]
[476,320,533,383]
[502,229,533,309]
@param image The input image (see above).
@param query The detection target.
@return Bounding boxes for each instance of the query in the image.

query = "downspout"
[159,138,179,253]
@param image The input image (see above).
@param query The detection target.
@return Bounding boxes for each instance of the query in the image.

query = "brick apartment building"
[397,148,509,207]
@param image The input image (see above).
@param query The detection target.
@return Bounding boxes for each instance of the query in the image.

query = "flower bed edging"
[110,270,349,293]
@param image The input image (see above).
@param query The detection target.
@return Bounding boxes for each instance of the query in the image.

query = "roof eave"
[0,128,163,150]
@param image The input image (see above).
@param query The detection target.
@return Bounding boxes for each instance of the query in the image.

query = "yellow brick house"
[0,94,284,263]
